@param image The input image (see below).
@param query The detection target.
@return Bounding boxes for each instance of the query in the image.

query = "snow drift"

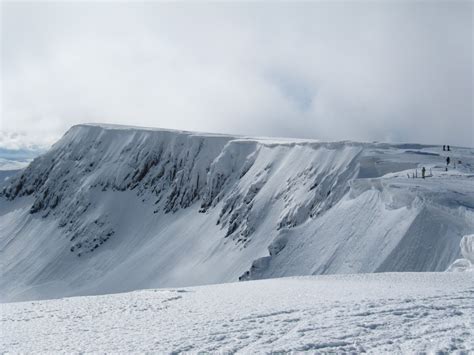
[1,124,473,301]
[446,234,474,272]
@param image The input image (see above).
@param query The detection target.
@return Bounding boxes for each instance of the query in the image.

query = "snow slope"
[1,272,473,353]
[1,124,473,301]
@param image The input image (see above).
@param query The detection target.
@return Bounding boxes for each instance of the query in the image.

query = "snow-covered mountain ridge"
[1,123,473,301]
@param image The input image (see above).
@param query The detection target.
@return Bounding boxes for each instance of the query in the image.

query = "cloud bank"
[1,1,473,147]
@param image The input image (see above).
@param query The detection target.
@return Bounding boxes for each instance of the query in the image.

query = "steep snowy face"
[1,124,473,301]
[1,125,362,258]
[2,125,233,255]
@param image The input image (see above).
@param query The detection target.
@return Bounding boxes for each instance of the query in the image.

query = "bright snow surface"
[1,124,473,302]
[2,272,473,353]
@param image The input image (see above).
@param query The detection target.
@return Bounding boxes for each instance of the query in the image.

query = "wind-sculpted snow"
[1,124,473,301]
[447,234,474,272]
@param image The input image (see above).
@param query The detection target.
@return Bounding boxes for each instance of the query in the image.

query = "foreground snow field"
[1,272,473,353]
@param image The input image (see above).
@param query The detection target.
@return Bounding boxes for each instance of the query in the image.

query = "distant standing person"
[443,145,446,151]
[447,145,450,151]
[447,156,451,165]
[422,167,426,179]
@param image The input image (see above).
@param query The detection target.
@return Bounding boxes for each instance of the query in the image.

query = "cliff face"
[1,124,473,301]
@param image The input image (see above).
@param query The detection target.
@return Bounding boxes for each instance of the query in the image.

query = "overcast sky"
[1,1,473,149]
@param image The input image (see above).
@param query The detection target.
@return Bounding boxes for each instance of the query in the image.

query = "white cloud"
[1,1,472,148]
